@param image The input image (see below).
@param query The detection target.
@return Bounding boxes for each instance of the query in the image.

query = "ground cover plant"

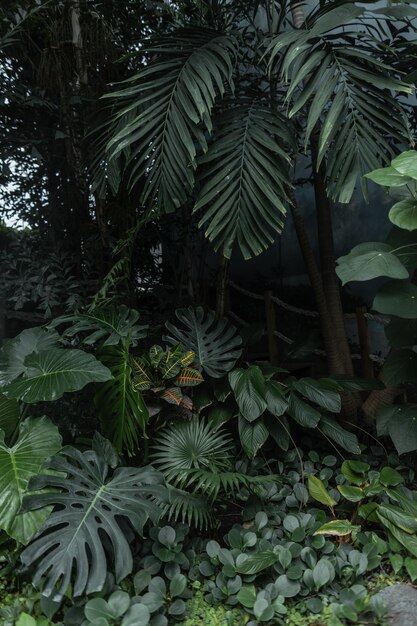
[1,0,417,624]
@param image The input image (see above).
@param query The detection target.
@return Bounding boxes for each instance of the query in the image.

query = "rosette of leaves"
[21,447,167,601]
[133,344,203,414]
[164,307,242,378]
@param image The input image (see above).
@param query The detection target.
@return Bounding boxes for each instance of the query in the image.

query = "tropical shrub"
[336,150,417,453]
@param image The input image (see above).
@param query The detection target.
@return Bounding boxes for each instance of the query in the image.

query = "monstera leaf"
[0,393,20,440]
[49,306,148,347]
[95,346,149,454]
[0,327,59,386]
[21,447,167,600]
[0,417,61,544]
[2,348,112,403]
[164,307,242,378]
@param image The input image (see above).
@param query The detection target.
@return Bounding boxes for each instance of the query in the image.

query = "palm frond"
[151,418,234,485]
[266,5,412,203]
[184,469,281,500]
[103,28,238,211]
[194,100,295,258]
[153,486,214,530]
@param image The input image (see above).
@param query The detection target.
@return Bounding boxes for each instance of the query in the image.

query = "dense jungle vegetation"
[1,1,417,625]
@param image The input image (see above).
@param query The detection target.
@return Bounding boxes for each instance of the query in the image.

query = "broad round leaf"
[365,166,412,187]
[21,448,167,600]
[392,150,417,179]
[373,281,417,319]
[0,417,61,544]
[389,199,417,231]
[0,327,59,386]
[2,348,112,403]
[336,243,408,284]
[165,307,242,378]
[383,349,417,385]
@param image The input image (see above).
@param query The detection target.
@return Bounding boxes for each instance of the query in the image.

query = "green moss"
[178,590,250,626]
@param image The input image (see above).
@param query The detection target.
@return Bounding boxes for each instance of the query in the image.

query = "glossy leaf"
[336,243,408,284]
[21,448,166,600]
[307,475,336,508]
[2,348,112,403]
[373,281,417,319]
[95,346,148,455]
[0,417,61,544]
[238,415,269,458]
[314,520,360,537]
[229,366,266,422]
[165,307,242,378]
[389,199,417,232]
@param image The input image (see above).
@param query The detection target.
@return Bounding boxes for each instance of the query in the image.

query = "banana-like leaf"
[104,29,237,211]
[0,327,59,386]
[0,417,61,544]
[95,346,149,455]
[266,5,411,203]
[0,393,19,440]
[49,306,148,347]
[2,348,112,403]
[194,101,294,258]
[164,307,242,378]
[21,447,167,600]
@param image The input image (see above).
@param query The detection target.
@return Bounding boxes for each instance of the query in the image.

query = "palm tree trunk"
[310,137,355,376]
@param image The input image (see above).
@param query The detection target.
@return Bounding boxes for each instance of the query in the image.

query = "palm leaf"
[164,306,242,378]
[194,100,294,258]
[103,28,237,211]
[153,486,214,530]
[151,418,234,485]
[95,346,149,455]
[266,5,412,203]
[21,447,167,600]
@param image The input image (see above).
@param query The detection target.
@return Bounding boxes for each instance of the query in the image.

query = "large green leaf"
[307,476,336,508]
[104,29,237,211]
[365,166,412,187]
[0,393,19,440]
[373,281,417,319]
[336,243,408,284]
[238,415,269,458]
[317,415,360,455]
[383,350,417,385]
[391,150,417,180]
[287,393,321,428]
[194,101,294,258]
[21,447,167,600]
[291,378,341,413]
[0,327,59,386]
[389,199,417,232]
[2,348,112,403]
[229,366,267,422]
[49,306,148,347]
[0,417,61,544]
[165,307,242,378]
[379,405,417,455]
[266,6,411,203]
[95,346,148,455]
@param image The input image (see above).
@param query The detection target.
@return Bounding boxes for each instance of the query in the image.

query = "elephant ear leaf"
[21,447,167,601]
[0,417,61,544]
[2,348,112,403]
[0,393,20,440]
[164,307,242,378]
